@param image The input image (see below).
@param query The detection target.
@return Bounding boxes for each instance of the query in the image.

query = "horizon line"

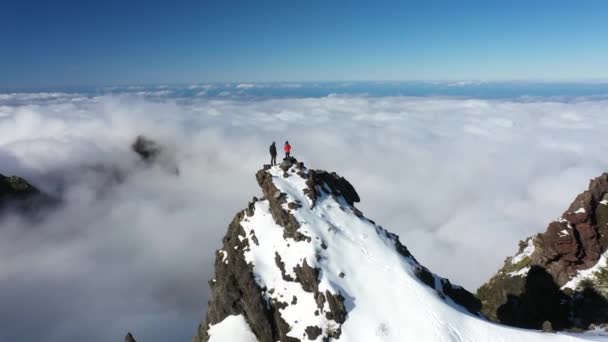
[5,78,608,92]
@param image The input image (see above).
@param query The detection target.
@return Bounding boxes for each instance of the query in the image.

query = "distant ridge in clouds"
[4,81,608,102]
[0,89,607,341]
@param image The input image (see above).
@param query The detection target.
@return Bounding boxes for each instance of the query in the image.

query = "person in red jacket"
[283,141,291,159]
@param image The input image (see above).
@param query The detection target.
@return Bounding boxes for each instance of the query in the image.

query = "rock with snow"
[194,159,607,342]
[478,172,608,330]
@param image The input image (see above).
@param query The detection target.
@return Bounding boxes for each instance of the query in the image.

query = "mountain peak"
[194,161,608,341]
[194,159,492,342]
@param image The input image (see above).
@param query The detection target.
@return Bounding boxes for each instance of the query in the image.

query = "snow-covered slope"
[195,160,608,342]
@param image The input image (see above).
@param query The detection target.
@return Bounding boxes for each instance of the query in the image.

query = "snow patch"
[218,250,228,264]
[563,252,608,290]
[508,266,531,277]
[575,207,587,214]
[208,315,257,342]
[511,238,535,265]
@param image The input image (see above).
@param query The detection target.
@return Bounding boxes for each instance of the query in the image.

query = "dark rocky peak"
[131,135,179,175]
[132,135,162,161]
[260,157,359,207]
[478,172,608,330]
[124,332,137,342]
[0,173,40,198]
[0,173,54,215]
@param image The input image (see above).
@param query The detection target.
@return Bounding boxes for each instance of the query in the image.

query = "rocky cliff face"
[194,158,481,342]
[478,173,608,330]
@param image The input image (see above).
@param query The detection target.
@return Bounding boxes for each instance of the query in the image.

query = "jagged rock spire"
[124,332,137,342]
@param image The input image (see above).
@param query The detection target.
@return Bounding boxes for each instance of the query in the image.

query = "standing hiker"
[269,141,277,166]
[284,141,291,159]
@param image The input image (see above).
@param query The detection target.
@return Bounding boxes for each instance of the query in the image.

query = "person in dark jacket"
[269,141,277,166]
[284,141,291,159]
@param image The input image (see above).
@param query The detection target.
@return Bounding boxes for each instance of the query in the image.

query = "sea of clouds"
[1,87,608,341]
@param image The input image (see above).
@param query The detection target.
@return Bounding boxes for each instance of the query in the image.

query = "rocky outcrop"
[478,173,608,330]
[305,169,360,206]
[414,263,482,315]
[124,332,137,342]
[0,173,52,214]
[132,135,179,175]
[132,135,162,161]
[0,174,40,200]
[195,158,481,341]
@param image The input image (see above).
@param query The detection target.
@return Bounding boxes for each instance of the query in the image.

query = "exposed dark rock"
[194,209,275,342]
[414,264,482,315]
[288,201,302,210]
[496,266,570,330]
[305,170,360,206]
[414,265,435,288]
[0,173,55,216]
[131,135,179,174]
[441,279,482,315]
[0,174,40,202]
[569,286,608,329]
[132,135,161,161]
[275,252,295,282]
[304,326,322,340]
[280,158,294,172]
[391,233,413,258]
[479,173,608,330]
[324,290,347,324]
[314,291,326,310]
[293,260,320,293]
[124,332,137,342]
[256,166,309,242]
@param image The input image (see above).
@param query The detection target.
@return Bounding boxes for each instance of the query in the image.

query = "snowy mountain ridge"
[195,159,608,342]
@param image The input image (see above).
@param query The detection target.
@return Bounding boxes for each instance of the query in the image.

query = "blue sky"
[1,0,607,87]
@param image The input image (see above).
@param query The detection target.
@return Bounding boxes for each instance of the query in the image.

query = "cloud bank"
[1,91,608,341]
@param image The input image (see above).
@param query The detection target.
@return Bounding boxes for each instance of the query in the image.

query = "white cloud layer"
[1,92,608,341]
